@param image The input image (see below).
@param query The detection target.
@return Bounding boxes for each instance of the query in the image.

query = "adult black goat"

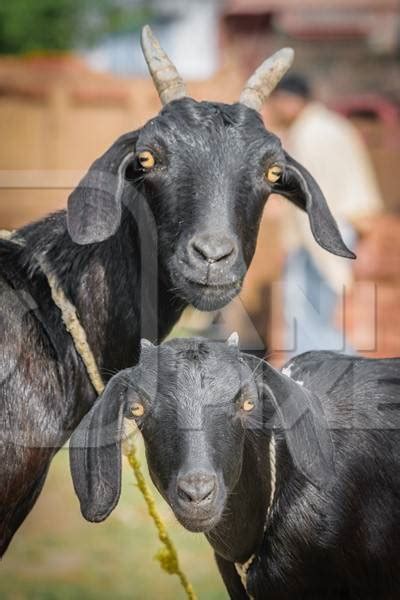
[71,338,400,599]
[0,25,353,555]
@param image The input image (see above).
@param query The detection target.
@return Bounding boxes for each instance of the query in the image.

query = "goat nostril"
[177,487,195,503]
[177,473,216,504]
[190,236,235,264]
[192,241,212,262]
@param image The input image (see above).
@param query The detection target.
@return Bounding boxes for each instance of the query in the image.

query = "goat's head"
[70,336,335,529]
[67,26,354,311]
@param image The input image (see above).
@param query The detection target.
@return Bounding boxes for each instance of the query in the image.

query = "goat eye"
[241,399,255,412]
[131,402,145,418]
[266,164,282,183]
[137,151,155,169]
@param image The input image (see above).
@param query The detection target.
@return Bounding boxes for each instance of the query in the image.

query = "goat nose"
[191,234,236,263]
[177,471,217,504]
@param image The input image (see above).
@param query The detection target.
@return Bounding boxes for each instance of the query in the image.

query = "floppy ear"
[67,132,138,244]
[69,373,128,522]
[273,152,355,259]
[241,353,335,488]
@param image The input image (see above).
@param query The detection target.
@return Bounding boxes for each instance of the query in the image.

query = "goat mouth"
[170,490,225,532]
[175,276,242,311]
[174,510,222,533]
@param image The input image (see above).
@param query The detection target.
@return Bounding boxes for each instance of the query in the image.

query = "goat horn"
[141,25,187,105]
[227,332,240,347]
[239,48,295,112]
[140,338,155,350]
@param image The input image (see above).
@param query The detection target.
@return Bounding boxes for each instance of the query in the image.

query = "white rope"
[235,432,277,597]
[0,229,14,240]
[268,432,277,514]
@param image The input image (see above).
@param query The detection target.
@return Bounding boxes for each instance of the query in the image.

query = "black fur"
[71,340,400,599]
[1,97,352,555]
[0,210,183,556]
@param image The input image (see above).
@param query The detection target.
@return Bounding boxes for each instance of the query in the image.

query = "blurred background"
[1,0,400,598]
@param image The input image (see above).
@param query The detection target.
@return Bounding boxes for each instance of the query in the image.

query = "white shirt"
[281,102,383,292]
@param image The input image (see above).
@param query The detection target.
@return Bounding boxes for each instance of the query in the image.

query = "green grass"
[0,441,227,600]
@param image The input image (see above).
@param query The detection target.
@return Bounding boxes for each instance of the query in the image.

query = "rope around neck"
[234,433,277,598]
[1,230,196,600]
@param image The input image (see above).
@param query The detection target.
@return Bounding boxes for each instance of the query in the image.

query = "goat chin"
[174,277,242,311]
[173,508,224,533]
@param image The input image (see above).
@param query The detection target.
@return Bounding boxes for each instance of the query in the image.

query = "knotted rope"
[1,230,197,600]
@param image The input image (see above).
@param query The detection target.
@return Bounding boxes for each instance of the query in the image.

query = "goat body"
[243,351,400,599]
[71,341,400,599]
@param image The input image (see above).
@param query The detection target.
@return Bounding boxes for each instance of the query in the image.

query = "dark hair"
[274,73,312,99]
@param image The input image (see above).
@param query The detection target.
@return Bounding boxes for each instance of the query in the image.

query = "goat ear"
[69,374,127,522]
[241,353,335,488]
[67,133,138,244]
[273,152,355,259]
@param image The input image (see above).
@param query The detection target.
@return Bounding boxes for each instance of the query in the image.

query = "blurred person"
[264,74,383,356]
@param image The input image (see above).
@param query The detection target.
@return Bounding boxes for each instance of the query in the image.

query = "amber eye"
[266,164,283,183]
[242,399,255,412]
[131,402,145,418]
[137,150,155,169]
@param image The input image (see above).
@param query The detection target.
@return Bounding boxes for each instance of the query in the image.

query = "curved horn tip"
[239,46,296,112]
[140,338,155,351]
[141,24,156,51]
[140,24,187,106]
[227,332,240,347]
[274,46,295,64]
[142,24,152,37]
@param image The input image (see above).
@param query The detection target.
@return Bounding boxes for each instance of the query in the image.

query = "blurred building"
[216,0,400,360]
[85,0,220,78]
[222,0,400,91]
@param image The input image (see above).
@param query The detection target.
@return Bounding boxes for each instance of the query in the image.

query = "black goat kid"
[0,26,352,555]
[72,338,400,600]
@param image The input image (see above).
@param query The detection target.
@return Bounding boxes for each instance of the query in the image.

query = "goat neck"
[17,202,186,383]
[206,432,274,564]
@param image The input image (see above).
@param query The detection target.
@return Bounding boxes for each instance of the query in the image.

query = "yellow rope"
[44,269,106,396]
[126,444,197,600]
[1,231,197,600]
[43,264,197,600]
